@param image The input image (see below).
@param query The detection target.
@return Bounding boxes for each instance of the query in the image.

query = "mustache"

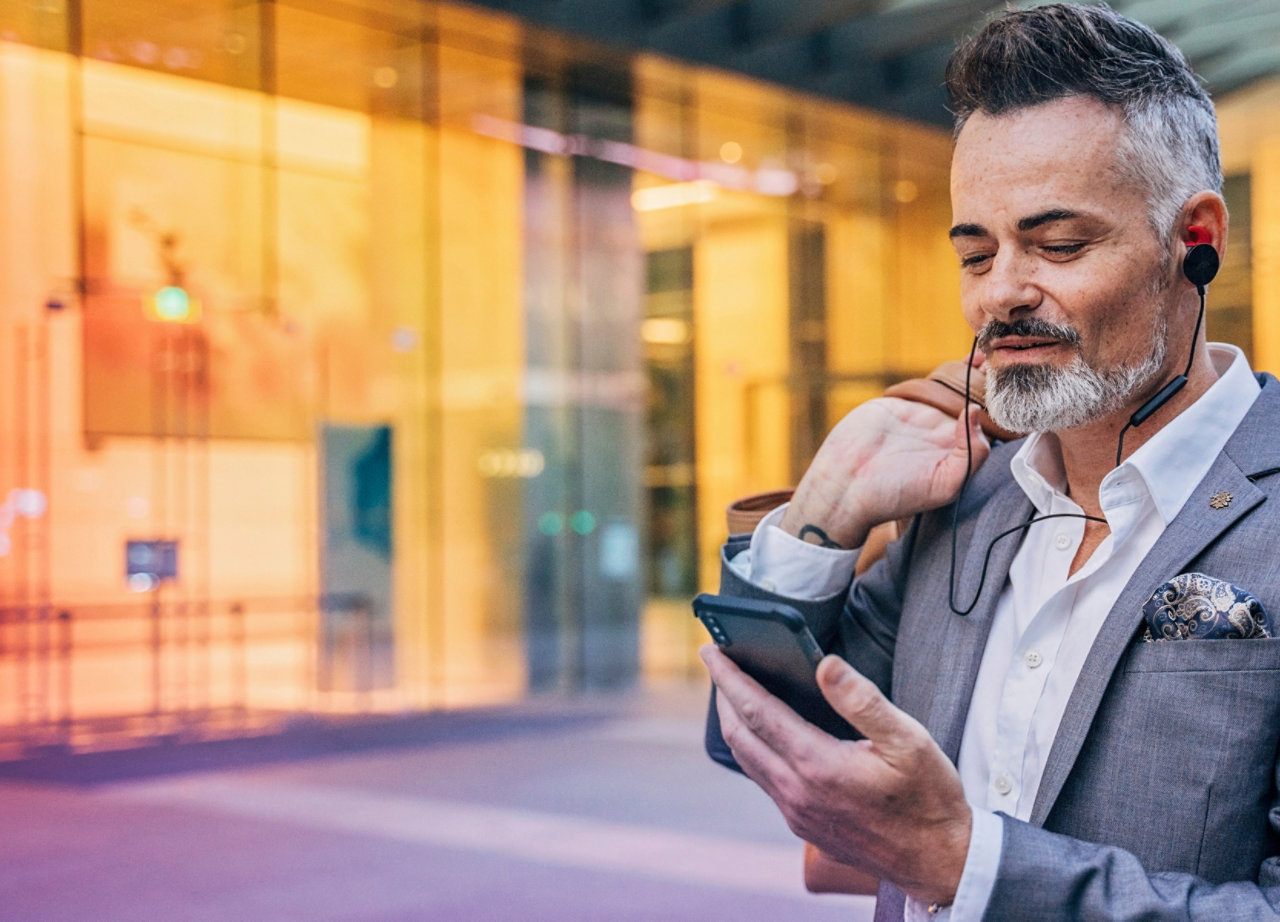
[976,317,1081,351]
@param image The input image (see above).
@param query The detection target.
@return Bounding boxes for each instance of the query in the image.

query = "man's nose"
[978,251,1042,320]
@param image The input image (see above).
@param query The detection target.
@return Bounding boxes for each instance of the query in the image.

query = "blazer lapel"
[926,476,1032,760]
[1029,376,1280,826]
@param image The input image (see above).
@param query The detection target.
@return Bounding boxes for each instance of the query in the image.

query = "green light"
[154,286,191,321]
[570,510,596,535]
[537,512,563,536]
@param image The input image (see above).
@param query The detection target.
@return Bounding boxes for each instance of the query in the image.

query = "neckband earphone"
[946,228,1219,616]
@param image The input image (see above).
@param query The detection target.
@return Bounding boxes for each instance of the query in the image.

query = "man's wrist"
[797,523,845,549]
[902,806,970,909]
[779,494,870,550]
[927,807,1002,922]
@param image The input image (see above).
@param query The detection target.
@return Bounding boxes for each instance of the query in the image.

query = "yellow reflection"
[814,162,838,184]
[641,316,691,345]
[632,179,718,211]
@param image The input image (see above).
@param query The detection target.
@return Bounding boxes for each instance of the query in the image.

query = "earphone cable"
[948,340,1108,616]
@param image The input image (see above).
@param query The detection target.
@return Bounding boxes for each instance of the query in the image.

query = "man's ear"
[1178,191,1228,255]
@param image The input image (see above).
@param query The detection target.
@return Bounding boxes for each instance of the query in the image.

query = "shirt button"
[1054,533,1071,550]
[1024,649,1044,669]
[993,774,1013,795]
[759,578,776,593]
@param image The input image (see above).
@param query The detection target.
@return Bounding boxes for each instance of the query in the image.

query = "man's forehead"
[950,98,1132,214]
[954,95,1125,143]
[953,103,1127,182]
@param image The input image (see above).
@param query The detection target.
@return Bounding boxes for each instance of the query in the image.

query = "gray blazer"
[709,373,1280,920]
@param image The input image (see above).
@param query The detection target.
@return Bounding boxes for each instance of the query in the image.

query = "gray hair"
[946,3,1222,241]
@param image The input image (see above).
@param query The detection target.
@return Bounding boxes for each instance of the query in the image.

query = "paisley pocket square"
[1141,572,1271,642]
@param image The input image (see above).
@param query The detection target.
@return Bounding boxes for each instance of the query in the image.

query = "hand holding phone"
[693,593,855,739]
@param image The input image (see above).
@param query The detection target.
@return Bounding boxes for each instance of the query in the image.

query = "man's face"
[949,96,1180,433]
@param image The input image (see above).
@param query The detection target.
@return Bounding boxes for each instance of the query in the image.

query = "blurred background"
[2,1,1280,916]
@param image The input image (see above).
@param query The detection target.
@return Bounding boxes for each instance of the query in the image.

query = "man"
[702,4,1280,920]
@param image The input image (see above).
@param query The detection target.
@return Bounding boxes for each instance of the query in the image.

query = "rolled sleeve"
[725,503,860,600]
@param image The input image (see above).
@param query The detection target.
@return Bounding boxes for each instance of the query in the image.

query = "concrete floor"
[0,682,873,921]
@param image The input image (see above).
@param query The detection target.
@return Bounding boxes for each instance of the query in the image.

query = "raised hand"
[781,399,989,551]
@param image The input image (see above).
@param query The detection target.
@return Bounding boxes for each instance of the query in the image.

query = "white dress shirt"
[728,344,1260,921]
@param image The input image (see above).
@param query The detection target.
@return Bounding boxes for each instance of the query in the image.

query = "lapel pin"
[1210,491,1233,509]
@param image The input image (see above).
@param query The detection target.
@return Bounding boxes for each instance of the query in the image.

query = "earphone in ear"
[1183,225,1219,289]
[1127,224,1216,428]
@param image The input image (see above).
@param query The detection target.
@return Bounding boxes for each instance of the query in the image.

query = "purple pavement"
[0,682,873,921]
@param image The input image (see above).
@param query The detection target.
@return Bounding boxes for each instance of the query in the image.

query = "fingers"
[700,644,828,782]
[815,655,926,764]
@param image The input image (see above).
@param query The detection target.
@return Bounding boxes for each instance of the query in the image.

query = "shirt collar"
[1010,343,1260,522]
[1010,431,1067,515]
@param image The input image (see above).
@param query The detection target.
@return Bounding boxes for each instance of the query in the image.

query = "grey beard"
[985,335,1167,433]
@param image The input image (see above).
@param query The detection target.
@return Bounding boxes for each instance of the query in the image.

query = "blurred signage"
[126,539,179,591]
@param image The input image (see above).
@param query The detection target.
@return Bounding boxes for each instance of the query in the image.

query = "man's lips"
[987,336,1069,355]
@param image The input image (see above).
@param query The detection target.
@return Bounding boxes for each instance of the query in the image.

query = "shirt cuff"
[903,806,1002,922]
[725,503,859,600]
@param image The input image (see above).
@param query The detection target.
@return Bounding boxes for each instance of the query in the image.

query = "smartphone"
[693,592,855,739]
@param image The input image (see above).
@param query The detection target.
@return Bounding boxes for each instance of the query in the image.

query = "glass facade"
[0,0,1271,746]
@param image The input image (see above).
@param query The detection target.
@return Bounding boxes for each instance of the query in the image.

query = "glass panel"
[1213,174,1253,359]
[1207,80,1275,387]
[644,246,697,599]
[434,36,527,704]
[519,63,645,693]
[0,34,70,722]
[630,58,970,678]
[82,0,263,91]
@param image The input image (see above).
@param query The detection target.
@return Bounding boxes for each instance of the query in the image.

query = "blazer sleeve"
[985,812,1280,920]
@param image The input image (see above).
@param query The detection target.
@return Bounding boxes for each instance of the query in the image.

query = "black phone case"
[693,593,855,739]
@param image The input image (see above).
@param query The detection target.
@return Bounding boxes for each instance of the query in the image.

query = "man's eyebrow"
[1016,209,1080,232]
[949,223,987,239]
[949,209,1086,239]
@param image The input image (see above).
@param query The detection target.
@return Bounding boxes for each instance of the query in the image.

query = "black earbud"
[1125,233,1217,435]
[1183,242,1219,289]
